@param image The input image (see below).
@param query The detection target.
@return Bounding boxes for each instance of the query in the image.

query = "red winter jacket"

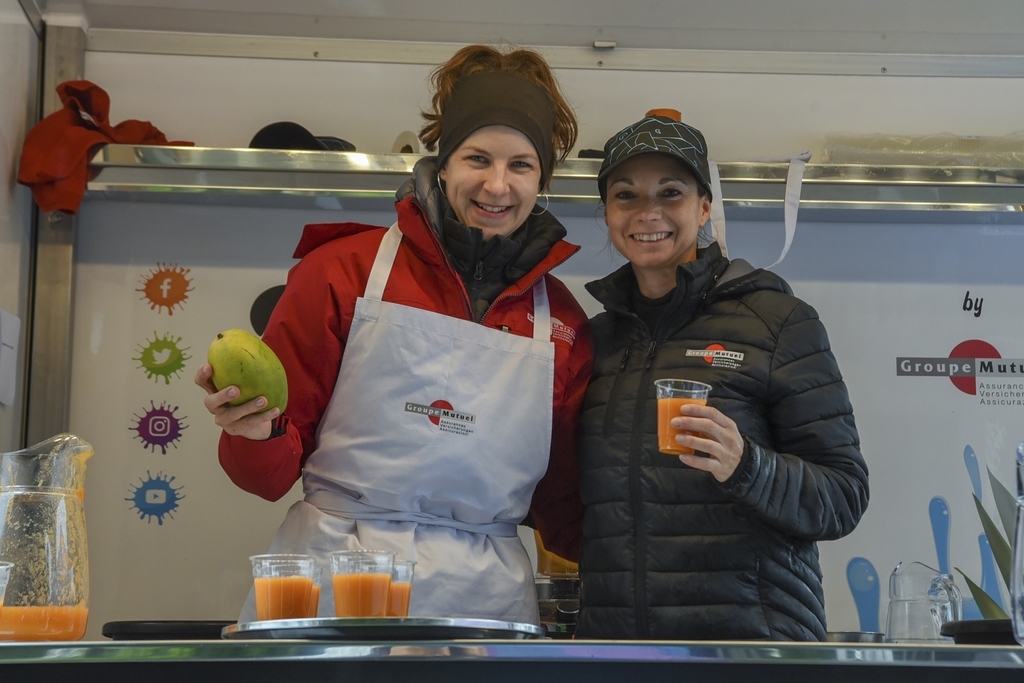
[17,80,192,215]
[219,194,592,561]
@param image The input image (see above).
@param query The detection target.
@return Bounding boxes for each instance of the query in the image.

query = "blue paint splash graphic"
[846,556,880,632]
[126,471,184,525]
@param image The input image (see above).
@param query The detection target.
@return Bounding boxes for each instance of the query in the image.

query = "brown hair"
[420,45,578,181]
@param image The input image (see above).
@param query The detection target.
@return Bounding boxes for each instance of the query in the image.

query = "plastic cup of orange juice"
[251,554,318,621]
[330,550,394,617]
[386,561,416,617]
[655,379,711,455]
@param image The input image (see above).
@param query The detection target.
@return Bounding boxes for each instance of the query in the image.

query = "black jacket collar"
[587,243,729,315]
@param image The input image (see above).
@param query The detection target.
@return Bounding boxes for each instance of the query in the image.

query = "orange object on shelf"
[534,530,578,575]
[0,604,89,641]
[645,108,682,121]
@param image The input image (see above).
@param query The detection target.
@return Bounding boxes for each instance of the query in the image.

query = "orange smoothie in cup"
[386,581,412,617]
[657,396,707,455]
[333,573,391,617]
[254,575,316,620]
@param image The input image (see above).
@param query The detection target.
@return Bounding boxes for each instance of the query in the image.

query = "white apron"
[239,223,555,624]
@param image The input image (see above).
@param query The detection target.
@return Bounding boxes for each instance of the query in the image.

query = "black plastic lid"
[102,620,236,640]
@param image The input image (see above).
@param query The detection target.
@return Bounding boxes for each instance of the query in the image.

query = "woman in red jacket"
[195,45,592,625]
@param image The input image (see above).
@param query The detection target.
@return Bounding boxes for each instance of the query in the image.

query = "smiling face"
[603,153,713,298]
[438,125,542,240]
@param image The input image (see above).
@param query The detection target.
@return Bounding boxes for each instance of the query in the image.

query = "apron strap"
[305,490,519,537]
[363,222,402,301]
[367,221,553,342]
[532,279,550,342]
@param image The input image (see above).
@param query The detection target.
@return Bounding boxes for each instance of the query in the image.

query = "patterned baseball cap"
[597,115,712,201]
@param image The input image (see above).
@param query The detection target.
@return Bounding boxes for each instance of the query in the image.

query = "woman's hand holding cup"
[671,403,744,482]
[655,378,743,482]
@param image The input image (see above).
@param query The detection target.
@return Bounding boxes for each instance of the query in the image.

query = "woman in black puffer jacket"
[576,114,869,641]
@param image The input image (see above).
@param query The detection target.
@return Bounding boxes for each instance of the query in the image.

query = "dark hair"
[420,45,578,181]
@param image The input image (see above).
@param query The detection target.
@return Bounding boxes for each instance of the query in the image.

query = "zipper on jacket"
[474,261,484,281]
[477,243,578,325]
[602,348,631,438]
[644,340,657,369]
[630,339,657,638]
[414,212,478,322]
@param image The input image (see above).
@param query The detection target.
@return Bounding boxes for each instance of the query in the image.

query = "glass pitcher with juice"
[0,434,92,640]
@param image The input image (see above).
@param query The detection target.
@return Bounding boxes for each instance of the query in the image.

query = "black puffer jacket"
[576,243,869,641]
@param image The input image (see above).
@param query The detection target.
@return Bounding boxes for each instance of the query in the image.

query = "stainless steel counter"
[0,639,1020,683]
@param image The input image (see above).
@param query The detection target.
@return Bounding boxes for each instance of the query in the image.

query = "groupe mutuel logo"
[404,400,476,435]
[897,339,1024,404]
[686,344,745,369]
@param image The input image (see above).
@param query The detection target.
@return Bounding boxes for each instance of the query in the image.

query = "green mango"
[207,328,288,413]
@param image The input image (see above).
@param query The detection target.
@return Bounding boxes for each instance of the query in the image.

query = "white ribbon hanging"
[708,151,812,268]
[708,162,728,258]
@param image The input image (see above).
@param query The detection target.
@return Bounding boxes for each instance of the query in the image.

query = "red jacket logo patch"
[527,314,576,347]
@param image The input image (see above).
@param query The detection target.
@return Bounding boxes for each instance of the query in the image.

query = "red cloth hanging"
[17,80,193,215]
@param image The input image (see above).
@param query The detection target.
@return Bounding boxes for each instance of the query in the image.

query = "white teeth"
[632,232,670,242]
[475,201,509,213]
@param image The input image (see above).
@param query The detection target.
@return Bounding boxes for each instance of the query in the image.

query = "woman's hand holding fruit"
[195,364,279,440]
[196,328,289,441]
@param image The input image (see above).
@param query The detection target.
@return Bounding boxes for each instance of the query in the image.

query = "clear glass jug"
[0,434,92,640]
[885,561,962,643]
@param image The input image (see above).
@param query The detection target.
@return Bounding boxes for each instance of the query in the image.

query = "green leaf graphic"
[955,568,1009,619]
[972,494,1012,591]
[988,467,1017,541]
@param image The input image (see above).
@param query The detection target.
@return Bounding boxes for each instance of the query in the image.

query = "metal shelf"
[86,145,1024,213]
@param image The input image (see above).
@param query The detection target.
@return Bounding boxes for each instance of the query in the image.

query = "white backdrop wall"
[0,1,39,451]
[62,49,1024,639]
[84,51,1024,162]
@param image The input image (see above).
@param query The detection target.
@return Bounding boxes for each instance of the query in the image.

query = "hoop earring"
[436,171,448,200]
[530,193,550,216]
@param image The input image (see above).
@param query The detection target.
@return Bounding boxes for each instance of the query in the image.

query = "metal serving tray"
[222,617,545,641]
